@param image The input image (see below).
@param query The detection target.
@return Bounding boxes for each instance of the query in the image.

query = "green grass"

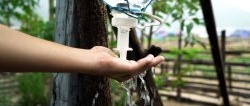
[16,73,50,106]
[0,95,11,106]
[227,56,250,63]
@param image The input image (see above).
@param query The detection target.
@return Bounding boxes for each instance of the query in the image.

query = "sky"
[35,0,250,37]
[212,0,250,28]
[36,0,49,21]
[193,0,250,37]
[37,0,250,28]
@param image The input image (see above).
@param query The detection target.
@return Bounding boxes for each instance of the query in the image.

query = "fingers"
[114,55,164,82]
[95,48,165,82]
[131,54,164,75]
[131,54,154,74]
[151,56,165,66]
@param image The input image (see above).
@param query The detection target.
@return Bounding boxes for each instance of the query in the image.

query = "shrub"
[16,73,50,106]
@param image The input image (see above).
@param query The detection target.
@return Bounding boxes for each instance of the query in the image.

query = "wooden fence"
[0,73,18,105]
[159,50,250,106]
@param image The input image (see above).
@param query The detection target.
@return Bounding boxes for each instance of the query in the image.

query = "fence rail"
[159,50,250,105]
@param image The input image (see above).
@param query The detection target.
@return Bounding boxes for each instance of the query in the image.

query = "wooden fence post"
[228,65,232,91]
[51,0,111,106]
[200,0,230,105]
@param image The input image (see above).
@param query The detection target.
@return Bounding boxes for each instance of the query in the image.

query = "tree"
[140,0,203,48]
[48,0,55,21]
[0,0,54,41]
[0,0,38,26]
[51,0,111,106]
[152,0,203,99]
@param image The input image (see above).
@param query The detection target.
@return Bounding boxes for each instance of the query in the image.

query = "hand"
[89,46,164,82]
[0,24,164,77]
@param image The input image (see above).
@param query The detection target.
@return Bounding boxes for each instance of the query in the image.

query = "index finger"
[132,55,164,75]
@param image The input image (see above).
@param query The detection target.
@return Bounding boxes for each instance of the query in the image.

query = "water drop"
[92,92,99,106]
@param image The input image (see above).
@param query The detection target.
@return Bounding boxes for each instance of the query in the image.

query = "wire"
[104,0,163,28]
[136,12,164,29]
[125,0,131,12]
[140,12,163,25]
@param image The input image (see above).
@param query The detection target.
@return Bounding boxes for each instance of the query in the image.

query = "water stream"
[92,68,156,106]
[92,92,99,106]
[122,78,137,106]
[92,83,104,106]
[122,68,155,106]
[138,73,150,105]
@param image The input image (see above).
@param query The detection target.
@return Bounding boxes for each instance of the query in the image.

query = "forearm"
[0,24,165,81]
[0,24,93,73]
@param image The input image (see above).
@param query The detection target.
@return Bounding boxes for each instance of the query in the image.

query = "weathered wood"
[49,0,55,20]
[226,51,250,55]
[162,50,250,55]
[128,31,163,106]
[200,0,230,105]
[147,9,156,48]
[165,58,250,67]
[0,75,18,95]
[221,30,226,64]
[51,0,111,106]
[160,94,219,106]
[176,27,183,100]
[129,30,164,106]
[193,67,250,76]
[163,81,250,100]
[181,75,250,84]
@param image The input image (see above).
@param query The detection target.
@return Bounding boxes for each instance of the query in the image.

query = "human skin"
[0,24,164,82]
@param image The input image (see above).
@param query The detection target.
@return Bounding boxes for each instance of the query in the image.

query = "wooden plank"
[160,90,220,106]
[165,58,250,67]
[162,83,250,99]
[162,50,250,55]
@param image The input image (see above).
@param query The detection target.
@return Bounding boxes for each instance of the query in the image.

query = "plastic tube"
[111,10,137,60]
[117,27,131,60]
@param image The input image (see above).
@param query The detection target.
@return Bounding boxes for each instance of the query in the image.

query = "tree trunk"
[200,0,230,105]
[176,28,183,100]
[51,0,111,106]
[129,30,164,106]
[147,9,156,49]
[48,0,55,21]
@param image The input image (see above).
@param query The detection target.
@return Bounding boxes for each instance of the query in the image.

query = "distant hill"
[230,29,250,38]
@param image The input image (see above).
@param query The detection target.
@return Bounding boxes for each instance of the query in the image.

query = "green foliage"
[111,80,127,106]
[152,0,205,48]
[16,73,50,106]
[171,64,194,88]
[171,75,185,88]
[170,48,202,60]
[0,0,55,41]
[20,19,55,41]
[0,95,11,106]
[109,40,117,49]
[227,56,250,63]
[17,2,55,41]
[0,0,39,26]
[154,74,168,88]
[169,48,201,88]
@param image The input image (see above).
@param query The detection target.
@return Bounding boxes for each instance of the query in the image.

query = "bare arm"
[0,24,164,81]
